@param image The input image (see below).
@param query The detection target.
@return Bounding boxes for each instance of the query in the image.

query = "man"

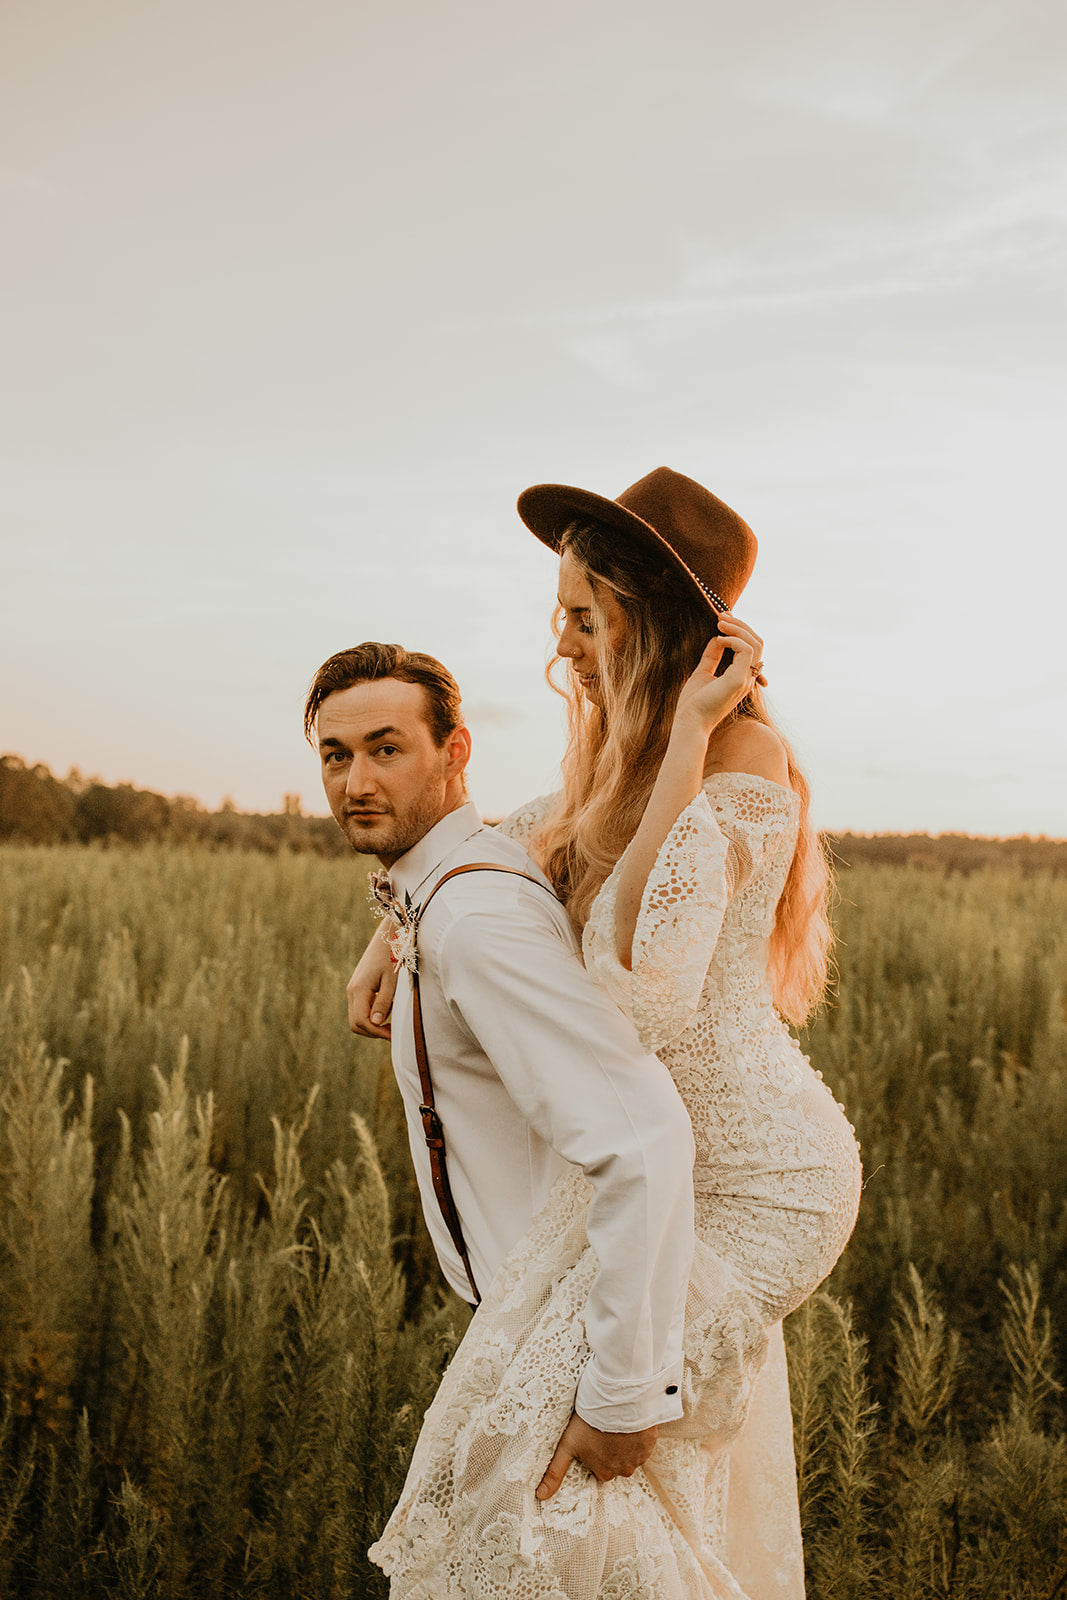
[306,641,695,1499]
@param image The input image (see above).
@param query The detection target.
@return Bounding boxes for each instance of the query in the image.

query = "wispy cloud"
[447,162,1066,347]
[736,0,1027,125]
[444,274,940,341]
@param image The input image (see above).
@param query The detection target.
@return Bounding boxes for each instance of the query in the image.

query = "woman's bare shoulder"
[706,719,790,786]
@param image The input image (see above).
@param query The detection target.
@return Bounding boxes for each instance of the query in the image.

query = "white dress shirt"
[386,801,695,1432]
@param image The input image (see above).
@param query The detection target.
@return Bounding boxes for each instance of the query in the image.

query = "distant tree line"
[828,829,1067,875]
[0,755,348,854]
[2,753,1065,870]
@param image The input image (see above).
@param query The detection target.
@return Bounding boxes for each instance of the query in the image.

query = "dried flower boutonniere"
[367,870,421,973]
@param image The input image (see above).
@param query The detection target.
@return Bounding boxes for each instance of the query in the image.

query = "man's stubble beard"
[341,783,451,863]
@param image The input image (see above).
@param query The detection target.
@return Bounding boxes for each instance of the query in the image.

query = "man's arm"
[434,885,695,1437]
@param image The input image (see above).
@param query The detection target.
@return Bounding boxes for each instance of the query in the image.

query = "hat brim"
[516,482,723,620]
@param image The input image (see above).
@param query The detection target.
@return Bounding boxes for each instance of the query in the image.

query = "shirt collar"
[387,801,486,906]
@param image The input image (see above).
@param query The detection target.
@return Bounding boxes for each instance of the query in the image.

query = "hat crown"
[517,465,757,615]
[614,467,757,610]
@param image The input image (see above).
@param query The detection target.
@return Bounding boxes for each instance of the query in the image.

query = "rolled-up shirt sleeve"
[433,888,695,1432]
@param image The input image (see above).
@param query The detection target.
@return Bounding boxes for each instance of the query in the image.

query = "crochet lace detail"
[583,773,790,1054]
[495,791,559,852]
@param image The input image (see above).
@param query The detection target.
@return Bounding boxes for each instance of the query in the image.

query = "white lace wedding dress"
[369,773,862,1600]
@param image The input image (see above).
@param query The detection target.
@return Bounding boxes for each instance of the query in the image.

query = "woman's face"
[556,549,630,705]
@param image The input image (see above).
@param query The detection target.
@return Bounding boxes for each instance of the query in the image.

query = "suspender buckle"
[419,1103,445,1148]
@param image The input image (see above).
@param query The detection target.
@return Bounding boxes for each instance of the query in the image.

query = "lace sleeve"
[495,792,559,849]
[583,774,799,1053]
[629,792,735,1052]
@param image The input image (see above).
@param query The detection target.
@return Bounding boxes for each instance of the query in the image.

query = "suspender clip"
[419,1103,445,1147]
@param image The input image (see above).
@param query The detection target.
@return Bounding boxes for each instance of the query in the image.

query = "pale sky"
[2,0,1065,834]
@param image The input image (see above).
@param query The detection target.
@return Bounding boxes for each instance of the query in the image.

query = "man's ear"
[444,724,472,782]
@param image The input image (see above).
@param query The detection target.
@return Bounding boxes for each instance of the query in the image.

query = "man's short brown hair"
[303,643,464,747]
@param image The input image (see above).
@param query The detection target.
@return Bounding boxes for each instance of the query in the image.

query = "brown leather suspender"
[408,861,552,1306]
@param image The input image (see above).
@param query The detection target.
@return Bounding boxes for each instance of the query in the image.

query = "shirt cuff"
[574,1357,685,1432]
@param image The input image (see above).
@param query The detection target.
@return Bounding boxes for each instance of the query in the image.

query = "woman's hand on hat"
[718,613,767,687]
[673,615,766,737]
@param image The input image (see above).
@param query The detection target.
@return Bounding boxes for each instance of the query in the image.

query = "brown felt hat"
[516,466,757,617]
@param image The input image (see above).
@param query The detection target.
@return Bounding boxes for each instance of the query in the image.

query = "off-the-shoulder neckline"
[703,769,800,805]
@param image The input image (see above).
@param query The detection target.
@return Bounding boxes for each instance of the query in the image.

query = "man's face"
[317,678,462,865]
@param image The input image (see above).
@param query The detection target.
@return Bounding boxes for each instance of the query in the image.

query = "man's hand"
[535,1413,659,1500]
[346,923,398,1039]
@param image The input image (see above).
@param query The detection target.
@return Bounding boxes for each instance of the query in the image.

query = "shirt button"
[665,1384,678,1395]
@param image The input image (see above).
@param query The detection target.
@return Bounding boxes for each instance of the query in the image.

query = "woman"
[365,468,862,1599]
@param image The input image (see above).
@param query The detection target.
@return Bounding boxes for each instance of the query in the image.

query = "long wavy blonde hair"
[533,520,833,1025]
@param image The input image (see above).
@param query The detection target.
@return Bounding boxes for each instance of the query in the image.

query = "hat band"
[693,576,729,614]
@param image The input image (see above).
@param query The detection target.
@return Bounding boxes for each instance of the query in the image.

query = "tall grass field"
[1,842,1065,1598]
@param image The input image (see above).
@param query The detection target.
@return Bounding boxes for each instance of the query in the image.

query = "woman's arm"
[347,917,398,1038]
[614,614,777,970]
